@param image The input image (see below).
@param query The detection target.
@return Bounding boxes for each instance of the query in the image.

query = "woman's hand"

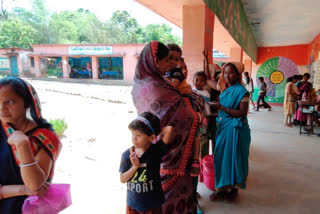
[211,101,222,110]
[24,182,50,196]
[7,131,29,147]
[129,147,140,169]
[160,125,175,144]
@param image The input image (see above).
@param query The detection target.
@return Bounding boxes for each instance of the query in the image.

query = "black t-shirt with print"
[119,140,168,211]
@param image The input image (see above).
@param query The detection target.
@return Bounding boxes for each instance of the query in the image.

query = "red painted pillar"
[204,5,215,65]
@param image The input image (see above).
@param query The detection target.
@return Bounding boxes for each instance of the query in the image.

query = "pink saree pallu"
[132,41,198,214]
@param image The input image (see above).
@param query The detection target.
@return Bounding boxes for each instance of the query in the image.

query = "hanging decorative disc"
[256,57,299,103]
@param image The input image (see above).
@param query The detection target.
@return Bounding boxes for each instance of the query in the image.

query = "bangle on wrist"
[20,160,38,168]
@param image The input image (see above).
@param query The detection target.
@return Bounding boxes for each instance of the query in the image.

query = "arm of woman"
[212,93,249,118]
[0,183,49,199]
[0,185,26,199]
[8,131,52,191]
[223,95,249,118]
[206,79,218,90]
[207,72,226,92]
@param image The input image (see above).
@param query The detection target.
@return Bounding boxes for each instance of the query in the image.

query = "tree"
[12,0,51,44]
[49,11,79,44]
[110,10,142,43]
[0,0,16,20]
[139,24,181,45]
[8,4,182,46]
[0,19,35,48]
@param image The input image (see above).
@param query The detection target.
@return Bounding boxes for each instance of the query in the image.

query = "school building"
[0,44,145,83]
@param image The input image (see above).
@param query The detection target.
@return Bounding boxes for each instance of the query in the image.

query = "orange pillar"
[230,47,243,62]
[34,56,41,77]
[62,56,69,78]
[244,59,252,75]
[183,5,214,85]
[92,56,98,79]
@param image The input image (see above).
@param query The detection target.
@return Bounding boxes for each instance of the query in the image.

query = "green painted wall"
[204,0,257,62]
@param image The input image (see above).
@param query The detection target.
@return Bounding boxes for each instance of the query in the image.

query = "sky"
[8,0,182,37]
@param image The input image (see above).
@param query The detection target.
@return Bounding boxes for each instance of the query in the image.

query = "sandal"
[209,190,227,201]
[225,188,239,203]
[190,160,200,177]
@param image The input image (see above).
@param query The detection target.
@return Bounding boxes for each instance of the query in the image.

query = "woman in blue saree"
[208,62,251,202]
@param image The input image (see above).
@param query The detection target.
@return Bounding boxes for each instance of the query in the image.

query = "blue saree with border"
[214,83,251,189]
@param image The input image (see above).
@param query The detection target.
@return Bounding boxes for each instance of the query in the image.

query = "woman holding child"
[131,41,198,213]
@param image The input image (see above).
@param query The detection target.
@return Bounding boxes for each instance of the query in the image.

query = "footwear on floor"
[225,188,239,203]
[209,190,227,201]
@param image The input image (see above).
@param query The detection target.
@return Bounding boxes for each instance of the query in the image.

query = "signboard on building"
[0,57,10,70]
[69,46,113,55]
[213,49,229,59]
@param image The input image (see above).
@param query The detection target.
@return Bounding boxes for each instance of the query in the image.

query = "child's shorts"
[126,205,162,214]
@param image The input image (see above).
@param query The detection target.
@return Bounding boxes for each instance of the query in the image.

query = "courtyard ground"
[26,79,320,214]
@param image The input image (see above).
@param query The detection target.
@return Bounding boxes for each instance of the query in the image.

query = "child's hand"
[171,78,180,88]
[160,126,175,144]
[129,147,140,169]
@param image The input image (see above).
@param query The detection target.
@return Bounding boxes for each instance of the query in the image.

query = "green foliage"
[12,0,51,44]
[1,1,181,47]
[139,24,182,46]
[49,118,68,136]
[46,68,62,77]
[110,10,141,43]
[0,19,36,48]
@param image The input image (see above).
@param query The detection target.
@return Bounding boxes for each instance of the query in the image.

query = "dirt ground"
[28,79,136,214]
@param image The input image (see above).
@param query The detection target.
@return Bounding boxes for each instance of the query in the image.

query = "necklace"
[22,119,30,133]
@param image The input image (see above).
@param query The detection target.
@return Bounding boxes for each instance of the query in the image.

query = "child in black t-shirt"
[119,112,174,213]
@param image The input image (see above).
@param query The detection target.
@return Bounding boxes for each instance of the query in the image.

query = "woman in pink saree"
[132,41,198,213]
